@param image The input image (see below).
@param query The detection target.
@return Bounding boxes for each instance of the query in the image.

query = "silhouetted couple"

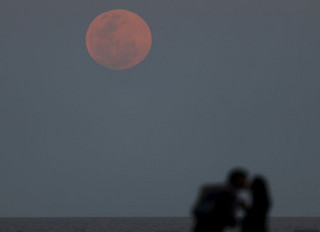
[192,168,271,232]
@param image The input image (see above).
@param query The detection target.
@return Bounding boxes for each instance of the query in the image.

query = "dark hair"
[252,176,270,198]
[252,176,267,193]
[228,168,248,185]
[251,175,271,210]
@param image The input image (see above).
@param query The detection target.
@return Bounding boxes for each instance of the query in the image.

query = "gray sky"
[1,0,320,217]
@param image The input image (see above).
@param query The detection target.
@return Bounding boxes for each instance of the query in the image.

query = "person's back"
[192,168,248,232]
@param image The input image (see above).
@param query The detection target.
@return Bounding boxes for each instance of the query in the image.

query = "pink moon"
[86,9,152,70]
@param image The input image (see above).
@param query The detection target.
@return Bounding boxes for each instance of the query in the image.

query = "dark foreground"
[0,217,319,232]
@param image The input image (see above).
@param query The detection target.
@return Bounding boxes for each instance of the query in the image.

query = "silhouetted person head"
[227,168,248,189]
[251,176,271,209]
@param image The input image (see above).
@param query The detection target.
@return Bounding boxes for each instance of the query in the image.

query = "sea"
[0,217,319,232]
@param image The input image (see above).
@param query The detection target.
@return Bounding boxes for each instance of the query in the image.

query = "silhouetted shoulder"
[203,183,234,194]
[201,183,225,193]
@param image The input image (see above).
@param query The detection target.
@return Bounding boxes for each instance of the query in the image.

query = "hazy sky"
[1,0,320,217]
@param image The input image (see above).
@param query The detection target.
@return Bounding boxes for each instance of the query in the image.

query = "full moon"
[86,9,152,70]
